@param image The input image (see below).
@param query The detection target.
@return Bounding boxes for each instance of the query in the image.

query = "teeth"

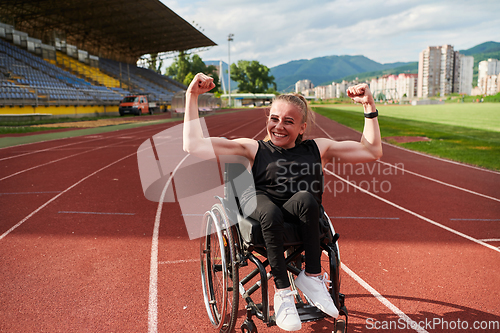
[274,133,286,138]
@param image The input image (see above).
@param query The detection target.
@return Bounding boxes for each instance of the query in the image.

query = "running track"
[0,109,499,332]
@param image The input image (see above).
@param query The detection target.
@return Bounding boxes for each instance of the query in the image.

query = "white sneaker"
[274,289,302,331]
[295,270,339,318]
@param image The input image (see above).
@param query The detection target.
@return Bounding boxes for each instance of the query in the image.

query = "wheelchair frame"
[200,163,348,333]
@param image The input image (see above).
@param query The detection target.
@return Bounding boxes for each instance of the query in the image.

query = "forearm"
[183,92,204,153]
[183,73,217,156]
[361,101,383,159]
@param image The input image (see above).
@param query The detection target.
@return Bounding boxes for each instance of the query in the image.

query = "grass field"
[313,103,500,171]
[315,103,500,132]
[0,115,119,135]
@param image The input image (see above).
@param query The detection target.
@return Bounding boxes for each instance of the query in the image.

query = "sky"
[159,0,500,69]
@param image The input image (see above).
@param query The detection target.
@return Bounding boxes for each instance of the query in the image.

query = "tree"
[147,53,163,73]
[230,60,276,93]
[166,52,220,92]
[375,92,385,101]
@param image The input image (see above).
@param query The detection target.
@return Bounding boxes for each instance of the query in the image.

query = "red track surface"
[1,110,499,332]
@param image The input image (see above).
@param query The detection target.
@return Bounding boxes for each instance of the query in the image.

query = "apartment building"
[486,75,499,95]
[313,81,349,99]
[336,80,350,98]
[478,58,500,95]
[369,74,395,100]
[297,79,357,100]
[418,46,442,98]
[301,88,315,97]
[417,44,471,97]
[295,79,314,94]
[458,55,474,95]
[439,45,460,96]
[369,73,417,101]
[314,85,328,100]
[397,73,418,99]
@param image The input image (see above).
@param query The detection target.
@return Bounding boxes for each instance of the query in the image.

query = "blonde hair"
[264,93,315,145]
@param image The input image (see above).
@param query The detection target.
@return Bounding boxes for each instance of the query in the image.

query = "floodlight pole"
[228,33,234,107]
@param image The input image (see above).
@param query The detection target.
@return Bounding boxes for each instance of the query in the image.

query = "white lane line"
[0,126,171,181]
[313,112,500,175]
[376,160,500,203]
[148,154,189,333]
[251,127,266,140]
[0,122,171,161]
[147,120,265,332]
[58,211,135,215]
[0,136,105,161]
[450,218,500,221]
[329,216,399,220]
[315,122,500,202]
[0,139,128,182]
[382,140,500,175]
[341,263,428,333]
[0,191,62,195]
[218,117,264,137]
[0,152,136,241]
[324,169,500,254]
[158,259,198,265]
[479,239,500,242]
[0,126,176,239]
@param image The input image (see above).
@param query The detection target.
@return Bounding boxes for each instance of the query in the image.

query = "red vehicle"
[119,95,154,116]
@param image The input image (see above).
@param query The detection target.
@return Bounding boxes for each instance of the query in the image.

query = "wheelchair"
[200,162,348,333]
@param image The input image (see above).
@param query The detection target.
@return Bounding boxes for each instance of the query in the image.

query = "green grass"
[317,103,500,132]
[0,126,66,135]
[0,115,121,135]
[0,117,181,149]
[313,104,500,171]
[0,115,119,127]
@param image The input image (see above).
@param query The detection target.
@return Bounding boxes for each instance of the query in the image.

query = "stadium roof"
[0,0,217,63]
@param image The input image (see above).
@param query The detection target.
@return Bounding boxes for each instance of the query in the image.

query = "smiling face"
[266,100,307,149]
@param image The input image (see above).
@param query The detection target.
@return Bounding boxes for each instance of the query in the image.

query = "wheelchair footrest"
[296,303,325,323]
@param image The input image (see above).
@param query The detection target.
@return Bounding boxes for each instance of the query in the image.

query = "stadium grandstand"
[0,0,216,118]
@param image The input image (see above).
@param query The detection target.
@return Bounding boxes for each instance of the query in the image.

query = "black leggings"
[247,191,321,289]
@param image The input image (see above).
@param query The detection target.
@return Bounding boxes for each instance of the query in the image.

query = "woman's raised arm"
[183,73,257,161]
[182,73,215,156]
[315,83,382,163]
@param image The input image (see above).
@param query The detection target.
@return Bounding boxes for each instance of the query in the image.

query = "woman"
[184,73,382,331]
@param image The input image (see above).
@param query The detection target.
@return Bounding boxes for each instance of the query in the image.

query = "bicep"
[210,137,257,161]
[315,138,379,164]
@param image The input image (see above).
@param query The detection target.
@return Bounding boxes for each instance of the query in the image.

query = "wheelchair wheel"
[200,203,239,333]
[322,213,342,310]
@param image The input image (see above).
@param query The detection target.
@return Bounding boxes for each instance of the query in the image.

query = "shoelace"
[317,272,332,294]
[277,290,298,314]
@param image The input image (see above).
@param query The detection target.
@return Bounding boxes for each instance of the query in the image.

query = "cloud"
[160,0,500,68]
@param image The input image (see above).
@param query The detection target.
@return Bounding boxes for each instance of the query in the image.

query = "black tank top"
[241,139,323,207]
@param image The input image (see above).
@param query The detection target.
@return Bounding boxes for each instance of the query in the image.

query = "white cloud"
[160,0,500,68]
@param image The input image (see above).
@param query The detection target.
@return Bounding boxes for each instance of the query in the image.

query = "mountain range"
[269,41,500,92]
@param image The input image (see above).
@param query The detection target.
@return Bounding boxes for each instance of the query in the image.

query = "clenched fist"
[347,83,374,106]
[186,73,216,96]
